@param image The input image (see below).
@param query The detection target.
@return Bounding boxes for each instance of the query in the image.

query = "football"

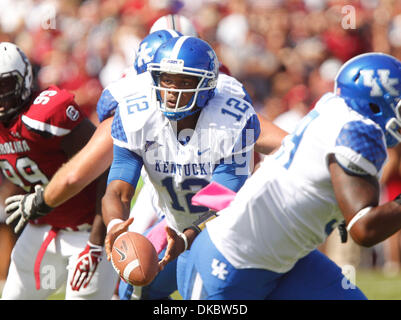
[111,231,159,286]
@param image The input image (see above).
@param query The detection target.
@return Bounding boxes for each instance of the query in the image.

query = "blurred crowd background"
[2,0,401,287]
[2,0,401,124]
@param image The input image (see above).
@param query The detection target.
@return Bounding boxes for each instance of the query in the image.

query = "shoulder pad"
[199,90,259,159]
[334,120,387,176]
[111,92,163,152]
[22,86,84,137]
[106,72,152,103]
[97,88,118,123]
[216,74,252,104]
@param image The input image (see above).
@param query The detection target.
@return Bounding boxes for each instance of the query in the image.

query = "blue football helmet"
[335,52,401,147]
[96,30,182,123]
[134,29,182,74]
[147,36,219,121]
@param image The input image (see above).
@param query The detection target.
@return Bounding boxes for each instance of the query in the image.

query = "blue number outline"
[126,95,149,114]
[276,109,320,169]
[161,177,209,213]
[221,97,250,121]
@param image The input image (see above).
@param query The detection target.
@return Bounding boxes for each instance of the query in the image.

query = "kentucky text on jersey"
[142,127,257,165]
[154,160,212,176]
[0,140,30,155]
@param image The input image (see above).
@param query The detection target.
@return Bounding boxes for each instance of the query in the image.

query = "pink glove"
[146,219,167,255]
[70,241,103,291]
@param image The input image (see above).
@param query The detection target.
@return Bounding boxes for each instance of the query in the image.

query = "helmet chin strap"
[164,105,201,121]
[155,84,200,121]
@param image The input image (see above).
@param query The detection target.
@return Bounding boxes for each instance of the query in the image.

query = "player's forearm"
[89,213,107,246]
[102,145,143,228]
[44,121,114,207]
[102,182,134,227]
[43,158,107,207]
[329,154,401,247]
[102,197,129,228]
[43,160,88,208]
[254,114,287,155]
[348,200,401,247]
[89,169,109,246]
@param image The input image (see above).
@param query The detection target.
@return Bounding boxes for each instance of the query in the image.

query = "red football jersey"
[0,85,97,229]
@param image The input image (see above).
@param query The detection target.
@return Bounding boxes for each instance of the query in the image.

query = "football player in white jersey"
[102,35,261,298]
[179,52,401,300]
[4,33,284,300]
[98,29,183,240]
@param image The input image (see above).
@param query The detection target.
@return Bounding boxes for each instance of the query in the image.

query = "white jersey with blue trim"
[111,71,258,232]
[207,92,388,273]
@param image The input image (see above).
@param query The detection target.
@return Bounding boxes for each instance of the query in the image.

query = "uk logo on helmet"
[136,42,153,69]
[361,69,400,97]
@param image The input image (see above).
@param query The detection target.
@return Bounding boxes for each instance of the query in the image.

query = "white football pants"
[1,224,118,300]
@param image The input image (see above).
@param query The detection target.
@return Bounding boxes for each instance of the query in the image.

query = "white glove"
[70,241,103,291]
[5,185,53,234]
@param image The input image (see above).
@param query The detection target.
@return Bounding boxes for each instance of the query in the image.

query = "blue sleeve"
[107,144,143,187]
[111,106,128,143]
[241,85,253,105]
[336,121,386,173]
[233,113,261,153]
[97,88,118,123]
[212,163,248,192]
[211,152,251,192]
[212,113,259,192]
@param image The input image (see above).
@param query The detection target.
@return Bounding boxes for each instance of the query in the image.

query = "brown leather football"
[111,231,159,286]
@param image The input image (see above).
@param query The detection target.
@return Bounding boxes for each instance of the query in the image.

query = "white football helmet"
[150,14,198,37]
[0,42,33,122]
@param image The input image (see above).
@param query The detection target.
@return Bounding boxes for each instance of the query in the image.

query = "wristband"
[178,231,188,251]
[107,218,124,233]
[346,207,372,232]
[190,211,218,234]
[184,225,202,236]
[36,186,53,215]
[87,241,103,250]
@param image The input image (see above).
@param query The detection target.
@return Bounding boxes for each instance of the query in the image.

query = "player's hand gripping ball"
[111,231,159,286]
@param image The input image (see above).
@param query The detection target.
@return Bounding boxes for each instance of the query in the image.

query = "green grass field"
[1,267,401,300]
[34,268,401,300]
[355,269,401,300]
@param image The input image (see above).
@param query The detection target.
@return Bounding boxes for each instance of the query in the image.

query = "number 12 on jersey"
[161,177,209,213]
[221,98,250,121]
[126,95,149,114]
